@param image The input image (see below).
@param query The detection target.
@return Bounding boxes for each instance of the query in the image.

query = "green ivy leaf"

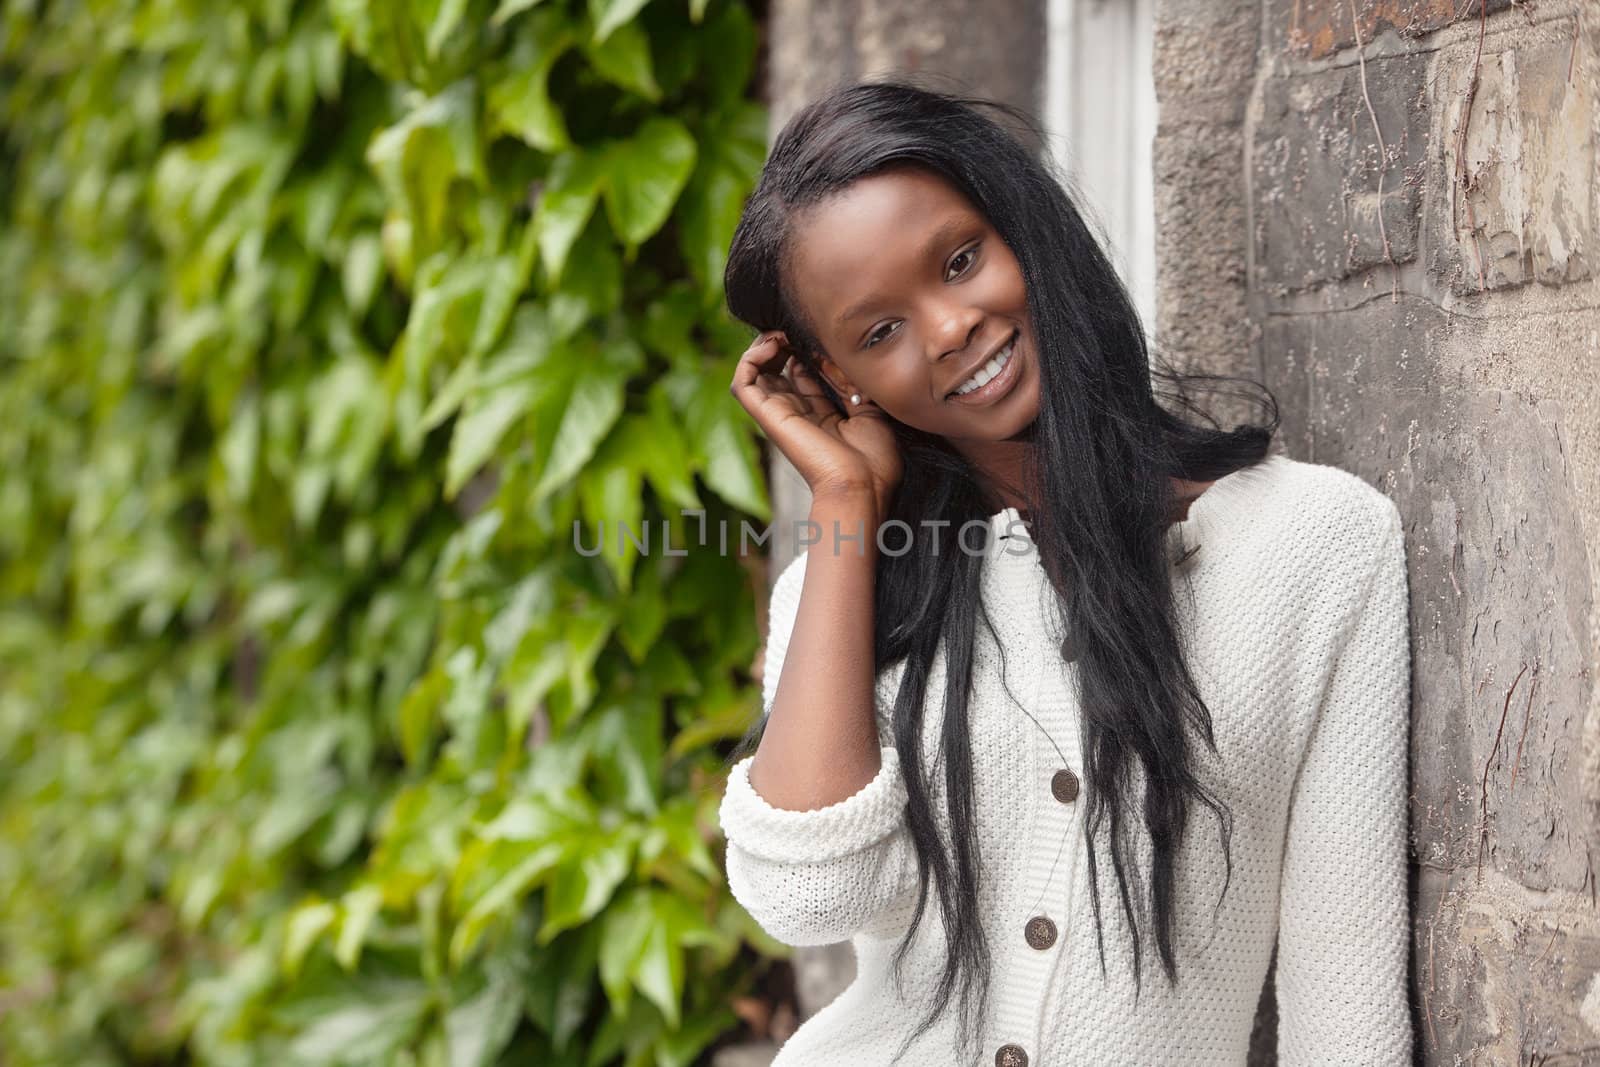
[491,0,551,25]
[532,150,604,285]
[444,304,562,498]
[528,338,636,506]
[217,389,261,503]
[368,782,475,906]
[587,0,654,43]
[425,0,474,59]
[678,102,767,295]
[600,117,697,251]
[656,1005,738,1067]
[471,253,525,359]
[283,900,338,978]
[640,641,701,701]
[557,212,624,317]
[687,373,770,519]
[335,885,384,972]
[276,957,433,1065]
[443,964,524,1067]
[486,8,576,152]
[536,823,635,943]
[581,18,660,101]
[331,0,427,84]
[616,563,669,665]
[596,886,723,1029]
[553,604,617,723]
[583,700,662,815]
[595,887,650,1016]
[448,838,565,966]
[700,2,757,107]
[445,385,534,500]
[639,386,703,511]
[638,794,719,885]
[342,230,385,317]
[523,924,598,1051]
[577,422,646,591]
[397,666,447,769]
[366,80,484,257]
[448,788,613,963]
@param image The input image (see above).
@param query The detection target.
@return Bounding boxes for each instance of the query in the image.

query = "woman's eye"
[947,245,980,279]
[865,322,898,349]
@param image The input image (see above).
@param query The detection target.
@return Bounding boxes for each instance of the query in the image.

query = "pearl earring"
[849,393,861,405]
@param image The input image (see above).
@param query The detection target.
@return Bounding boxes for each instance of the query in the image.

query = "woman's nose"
[928,302,984,363]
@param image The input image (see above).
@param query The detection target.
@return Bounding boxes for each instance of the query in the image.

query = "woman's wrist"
[807,489,886,562]
[810,483,894,520]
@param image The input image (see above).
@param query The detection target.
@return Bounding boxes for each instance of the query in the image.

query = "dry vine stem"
[1509,673,1538,793]
[1348,0,1400,301]
[1568,11,1581,85]
[1477,661,1529,883]
[1455,0,1490,291]
[1422,822,1453,1055]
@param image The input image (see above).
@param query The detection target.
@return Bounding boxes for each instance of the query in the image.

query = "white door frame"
[1043,0,1158,345]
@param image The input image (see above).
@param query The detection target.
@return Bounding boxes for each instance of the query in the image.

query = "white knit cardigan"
[718,454,1414,1066]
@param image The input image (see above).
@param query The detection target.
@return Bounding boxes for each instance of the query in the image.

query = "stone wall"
[1155,0,1600,1061]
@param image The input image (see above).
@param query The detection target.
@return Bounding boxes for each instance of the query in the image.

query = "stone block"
[1410,392,1594,894]
[1252,54,1429,294]
[1154,126,1255,377]
[1417,870,1600,1063]
[1269,0,1512,60]
[1259,294,1447,468]
[769,0,1045,135]
[1154,0,1259,124]
[1431,34,1596,292]
[1266,302,1596,894]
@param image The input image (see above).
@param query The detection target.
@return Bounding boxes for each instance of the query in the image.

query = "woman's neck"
[954,438,1035,516]
[950,427,1217,521]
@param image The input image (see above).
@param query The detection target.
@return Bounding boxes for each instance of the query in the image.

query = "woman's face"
[784,166,1041,447]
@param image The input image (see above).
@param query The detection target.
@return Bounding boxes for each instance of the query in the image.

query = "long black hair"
[721,76,1280,1063]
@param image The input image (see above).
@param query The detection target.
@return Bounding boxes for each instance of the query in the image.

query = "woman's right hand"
[729,331,902,510]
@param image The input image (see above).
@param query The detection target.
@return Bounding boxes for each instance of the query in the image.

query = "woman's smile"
[945,327,1023,405]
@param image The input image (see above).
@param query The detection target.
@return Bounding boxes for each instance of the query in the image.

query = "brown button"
[1051,768,1080,803]
[1024,915,1057,949]
[996,1044,1029,1067]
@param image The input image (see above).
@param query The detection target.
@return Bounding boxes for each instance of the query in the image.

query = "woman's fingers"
[730,333,778,385]
[730,334,811,439]
[788,357,855,411]
[725,330,896,497]
[787,358,824,395]
[731,331,865,433]
[730,340,790,411]
[774,363,851,428]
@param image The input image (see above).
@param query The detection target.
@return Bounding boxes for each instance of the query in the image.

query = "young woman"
[717,79,1413,1067]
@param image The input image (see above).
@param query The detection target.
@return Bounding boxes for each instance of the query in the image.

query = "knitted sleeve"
[1276,500,1414,1065]
[718,550,920,947]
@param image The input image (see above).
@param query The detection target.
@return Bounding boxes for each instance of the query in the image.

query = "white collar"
[987,506,1032,542]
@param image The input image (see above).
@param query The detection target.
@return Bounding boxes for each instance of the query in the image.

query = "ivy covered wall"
[0,1,783,1064]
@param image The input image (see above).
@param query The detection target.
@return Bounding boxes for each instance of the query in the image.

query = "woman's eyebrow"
[916,214,977,263]
[833,214,977,330]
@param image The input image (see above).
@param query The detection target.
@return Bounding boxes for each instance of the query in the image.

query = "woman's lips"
[948,332,1023,406]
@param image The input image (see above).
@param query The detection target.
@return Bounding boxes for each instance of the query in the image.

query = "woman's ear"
[812,354,859,404]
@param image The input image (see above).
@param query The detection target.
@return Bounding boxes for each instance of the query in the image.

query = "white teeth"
[954,338,1015,396]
